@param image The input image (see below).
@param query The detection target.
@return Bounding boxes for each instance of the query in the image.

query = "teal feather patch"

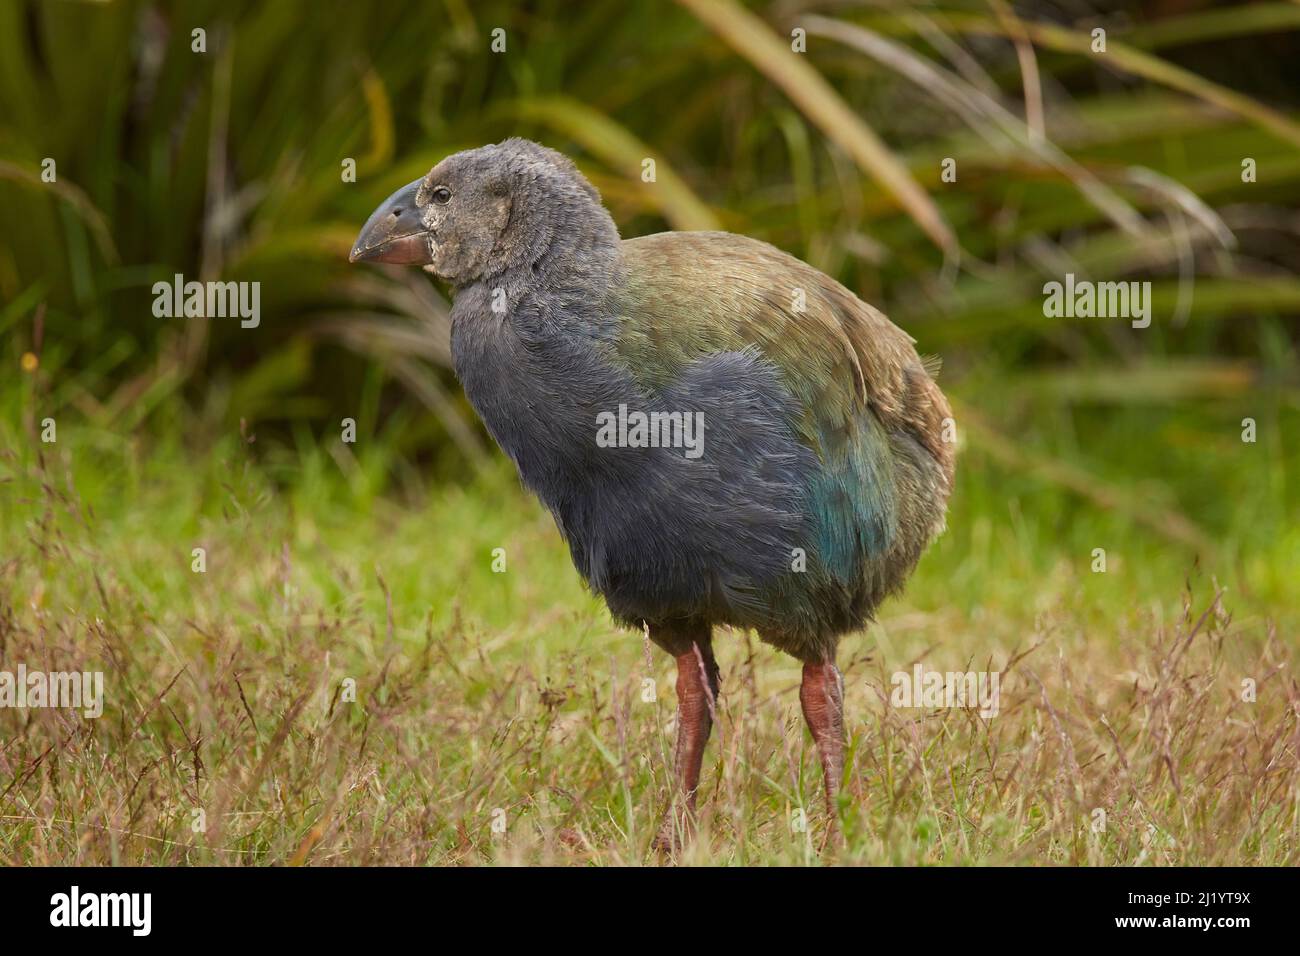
[808,409,898,585]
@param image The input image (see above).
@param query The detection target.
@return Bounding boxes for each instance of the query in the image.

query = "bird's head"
[349,138,613,286]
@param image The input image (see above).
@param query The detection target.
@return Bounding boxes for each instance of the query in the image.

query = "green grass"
[2,379,1296,865]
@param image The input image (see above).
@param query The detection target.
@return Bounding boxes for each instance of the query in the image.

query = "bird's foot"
[817,816,845,855]
[651,806,695,856]
[650,826,679,856]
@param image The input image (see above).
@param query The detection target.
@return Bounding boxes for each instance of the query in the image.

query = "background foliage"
[4,0,1297,594]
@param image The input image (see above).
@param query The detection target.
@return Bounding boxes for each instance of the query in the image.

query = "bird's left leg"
[650,621,719,852]
[799,657,844,841]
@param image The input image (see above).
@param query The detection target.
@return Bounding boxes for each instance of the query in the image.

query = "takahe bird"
[350,138,954,846]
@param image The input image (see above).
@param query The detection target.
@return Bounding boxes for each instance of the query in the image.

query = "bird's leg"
[799,659,844,842]
[652,626,719,852]
[672,639,720,808]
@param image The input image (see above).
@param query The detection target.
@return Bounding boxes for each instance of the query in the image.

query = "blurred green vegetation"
[1,0,1297,610]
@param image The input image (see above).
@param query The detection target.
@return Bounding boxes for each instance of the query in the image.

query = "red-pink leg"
[800,659,844,840]
[652,628,719,851]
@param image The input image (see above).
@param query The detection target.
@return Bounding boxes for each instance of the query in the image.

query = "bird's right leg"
[650,621,719,852]
[799,657,845,846]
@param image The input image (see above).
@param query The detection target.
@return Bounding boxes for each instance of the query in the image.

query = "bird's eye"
[432,186,451,205]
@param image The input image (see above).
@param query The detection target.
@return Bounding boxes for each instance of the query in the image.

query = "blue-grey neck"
[449,185,629,510]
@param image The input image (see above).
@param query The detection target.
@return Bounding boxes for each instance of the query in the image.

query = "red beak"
[349,179,434,265]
